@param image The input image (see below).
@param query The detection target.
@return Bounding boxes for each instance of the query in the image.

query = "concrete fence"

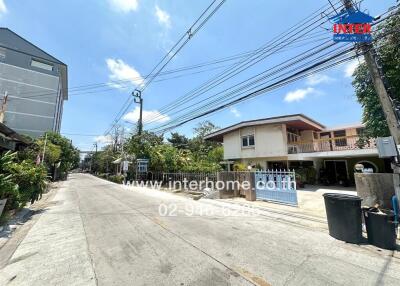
[354,173,395,209]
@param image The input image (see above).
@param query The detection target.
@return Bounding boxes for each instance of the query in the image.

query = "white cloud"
[230,107,241,118]
[306,74,333,86]
[344,59,363,78]
[94,135,113,144]
[0,0,7,15]
[106,58,144,89]
[284,87,315,103]
[155,5,171,28]
[123,106,170,123]
[108,0,138,13]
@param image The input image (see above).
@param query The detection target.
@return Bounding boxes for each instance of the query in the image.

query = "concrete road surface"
[0,174,399,286]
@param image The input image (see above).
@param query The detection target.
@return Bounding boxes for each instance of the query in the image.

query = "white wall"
[223,123,287,159]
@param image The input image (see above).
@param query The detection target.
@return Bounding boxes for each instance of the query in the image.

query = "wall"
[223,123,287,160]
[355,173,395,208]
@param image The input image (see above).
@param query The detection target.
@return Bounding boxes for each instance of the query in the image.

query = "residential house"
[0,28,68,138]
[205,114,389,184]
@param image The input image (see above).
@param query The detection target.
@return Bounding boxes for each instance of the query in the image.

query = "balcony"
[287,135,376,154]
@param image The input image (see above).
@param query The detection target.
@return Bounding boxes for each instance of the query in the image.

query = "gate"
[255,170,298,205]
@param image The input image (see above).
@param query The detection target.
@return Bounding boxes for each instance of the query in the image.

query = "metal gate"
[255,170,298,205]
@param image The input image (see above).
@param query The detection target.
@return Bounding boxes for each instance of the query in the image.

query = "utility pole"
[133,89,143,136]
[342,0,400,145]
[41,133,48,164]
[0,91,8,123]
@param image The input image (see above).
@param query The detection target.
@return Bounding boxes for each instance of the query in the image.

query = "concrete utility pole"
[133,89,143,136]
[342,0,400,145]
[41,133,48,164]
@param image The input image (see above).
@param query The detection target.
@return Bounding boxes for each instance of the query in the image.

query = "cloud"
[344,59,363,78]
[229,107,241,117]
[94,135,113,144]
[106,58,144,89]
[0,0,7,16]
[284,87,315,103]
[108,0,138,13]
[306,74,333,86]
[155,5,171,28]
[123,106,170,123]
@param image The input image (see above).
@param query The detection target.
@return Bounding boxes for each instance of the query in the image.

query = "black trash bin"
[363,208,397,250]
[323,193,362,243]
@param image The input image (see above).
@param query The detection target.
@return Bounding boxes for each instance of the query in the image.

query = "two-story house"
[0,28,68,138]
[205,114,389,184]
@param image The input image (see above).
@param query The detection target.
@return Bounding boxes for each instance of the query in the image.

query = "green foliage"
[126,131,164,159]
[0,151,48,216]
[295,167,316,185]
[44,132,80,173]
[0,152,20,211]
[167,132,189,149]
[233,162,247,171]
[108,175,125,184]
[207,146,223,163]
[353,14,400,138]
[8,160,48,204]
[122,121,222,173]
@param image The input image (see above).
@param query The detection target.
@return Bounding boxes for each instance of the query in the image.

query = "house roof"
[0,122,31,145]
[0,28,68,100]
[204,114,325,142]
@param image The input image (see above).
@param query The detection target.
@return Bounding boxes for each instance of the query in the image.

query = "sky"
[0,0,397,151]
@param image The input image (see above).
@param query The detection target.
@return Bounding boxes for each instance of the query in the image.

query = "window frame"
[241,134,255,148]
[31,59,54,71]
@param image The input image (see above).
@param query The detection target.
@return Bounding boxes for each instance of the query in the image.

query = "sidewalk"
[0,181,96,286]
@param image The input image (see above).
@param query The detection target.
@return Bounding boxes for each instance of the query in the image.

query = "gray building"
[0,28,67,138]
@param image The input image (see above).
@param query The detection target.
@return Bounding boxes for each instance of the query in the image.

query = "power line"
[103,0,227,136]
[142,1,344,125]
[149,29,398,134]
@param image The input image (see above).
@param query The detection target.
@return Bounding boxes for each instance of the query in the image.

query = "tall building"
[0,28,67,138]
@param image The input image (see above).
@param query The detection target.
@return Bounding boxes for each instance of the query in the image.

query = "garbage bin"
[363,208,397,250]
[323,193,363,243]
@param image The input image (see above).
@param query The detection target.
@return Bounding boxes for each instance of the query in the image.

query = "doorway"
[324,160,348,185]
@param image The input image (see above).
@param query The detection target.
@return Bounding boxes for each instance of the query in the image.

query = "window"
[242,135,255,147]
[31,59,53,71]
[356,128,365,136]
[334,130,347,146]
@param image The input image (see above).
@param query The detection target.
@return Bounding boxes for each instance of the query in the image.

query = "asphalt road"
[0,173,399,286]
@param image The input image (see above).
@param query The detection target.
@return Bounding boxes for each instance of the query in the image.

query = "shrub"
[233,162,247,171]
[108,175,124,184]
[8,160,48,204]
[0,152,20,212]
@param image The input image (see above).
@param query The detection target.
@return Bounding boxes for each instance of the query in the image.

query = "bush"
[233,162,247,171]
[8,160,48,204]
[108,175,124,184]
[0,152,20,212]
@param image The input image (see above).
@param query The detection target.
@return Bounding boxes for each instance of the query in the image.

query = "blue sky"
[0,0,396,150]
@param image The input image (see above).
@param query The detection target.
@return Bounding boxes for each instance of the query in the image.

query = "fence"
[288,135,376,154]
[255,169,297,205]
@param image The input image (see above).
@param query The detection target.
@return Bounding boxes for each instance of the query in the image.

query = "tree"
[189,121,220,160]
[353,14,400,138]
[45,132,80,172]
[167,132,189,149]
[125,131,164,159]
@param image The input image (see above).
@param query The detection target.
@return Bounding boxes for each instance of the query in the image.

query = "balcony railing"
[287,135,376,154]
